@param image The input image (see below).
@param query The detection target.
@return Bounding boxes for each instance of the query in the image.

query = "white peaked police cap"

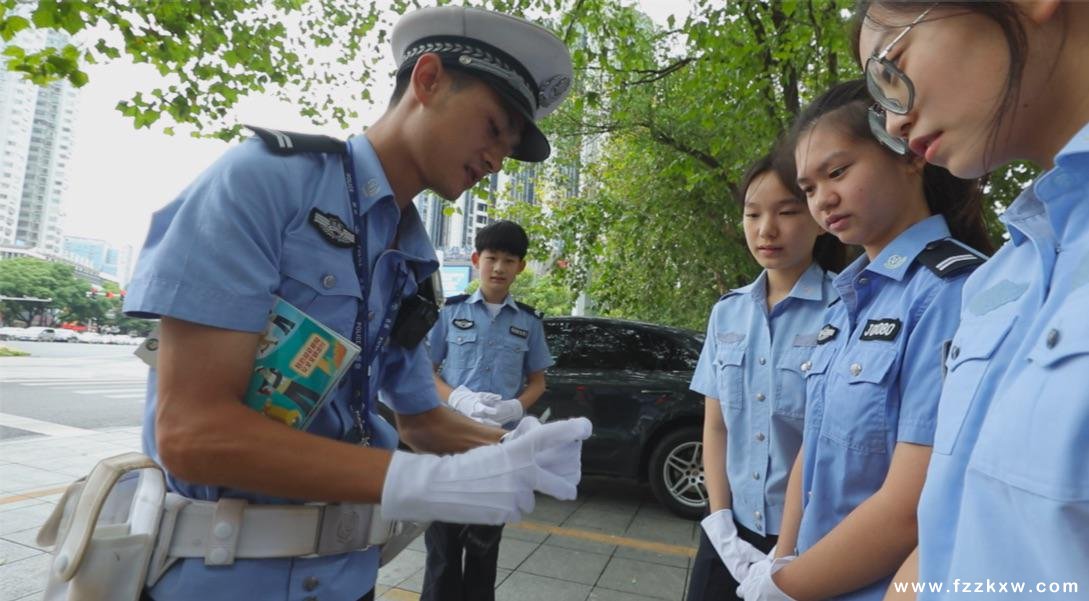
[391,5,574,162]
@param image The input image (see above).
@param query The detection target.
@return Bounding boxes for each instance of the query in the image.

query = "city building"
[62,235,134,286]
[0,26,78,255]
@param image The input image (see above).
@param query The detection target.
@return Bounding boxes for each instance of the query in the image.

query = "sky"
[59,0,688,255]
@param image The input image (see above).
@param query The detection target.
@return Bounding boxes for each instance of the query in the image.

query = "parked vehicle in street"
[535,316,708,519]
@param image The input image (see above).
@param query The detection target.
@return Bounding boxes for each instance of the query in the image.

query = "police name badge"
[817,324,839,345]
[859,318,902,342]
[509,326,529,339]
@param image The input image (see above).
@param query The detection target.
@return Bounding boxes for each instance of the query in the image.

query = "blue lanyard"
[342,141,408,446]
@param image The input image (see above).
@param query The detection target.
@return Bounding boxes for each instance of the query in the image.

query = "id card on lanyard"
[341,141,401,447]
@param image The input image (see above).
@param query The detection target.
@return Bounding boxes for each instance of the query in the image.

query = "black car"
[531,316,708,519]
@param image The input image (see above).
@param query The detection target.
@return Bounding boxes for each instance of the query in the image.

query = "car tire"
[648,426,707,520]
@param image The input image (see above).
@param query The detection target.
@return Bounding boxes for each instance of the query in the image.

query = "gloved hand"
[701,509,767,582]
[501,416,582,481]
[737,554,797,601]
[381,417,593,525]
[447,385,502,420]
[473,397,524,425]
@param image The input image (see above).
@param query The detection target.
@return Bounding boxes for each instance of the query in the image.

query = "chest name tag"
[816,324,839,345]
[860,318,902,342]
[453,318,474,330]
[309,209,356,248]
[510,326,529,339]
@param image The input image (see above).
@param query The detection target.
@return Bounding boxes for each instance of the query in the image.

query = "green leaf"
[1,15,28,41]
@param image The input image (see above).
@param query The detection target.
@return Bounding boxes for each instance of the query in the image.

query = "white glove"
[501,417,582,481]
[448,385,502,422]
[737,555,797,601]
[701,509,767,582]
[473,397,524,425]
[381,417,592,525]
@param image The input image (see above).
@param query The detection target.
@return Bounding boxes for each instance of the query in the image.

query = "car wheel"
[648,426,707,520]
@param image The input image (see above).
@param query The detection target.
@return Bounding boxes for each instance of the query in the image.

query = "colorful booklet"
[135,297,359,429]
[244,298,359,429]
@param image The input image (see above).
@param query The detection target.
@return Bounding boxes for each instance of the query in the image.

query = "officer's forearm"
[396,405,503,453]
[432,369,454,401]
[702,396,732,513]
[516,371,546,409]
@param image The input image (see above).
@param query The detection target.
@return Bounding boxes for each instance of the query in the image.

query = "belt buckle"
[314,504,374,556]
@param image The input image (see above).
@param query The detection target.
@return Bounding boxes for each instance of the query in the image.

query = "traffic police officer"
[122,6,589,601]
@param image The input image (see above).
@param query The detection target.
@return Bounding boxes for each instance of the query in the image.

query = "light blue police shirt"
[917,122,1089,598]
[427,290,553,406]
[123,134,441,601]
[689,262,837,535]
[797,215,980,601]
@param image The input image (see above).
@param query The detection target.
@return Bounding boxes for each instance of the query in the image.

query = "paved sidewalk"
[0,429,699,601]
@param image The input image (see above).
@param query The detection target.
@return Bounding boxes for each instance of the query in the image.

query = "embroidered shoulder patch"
[309,209,355,248]
[860,318,902,341]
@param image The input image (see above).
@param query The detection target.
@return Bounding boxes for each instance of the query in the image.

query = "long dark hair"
[789,80,995,254]
[852,1,1052,174]
[736,145,849,273]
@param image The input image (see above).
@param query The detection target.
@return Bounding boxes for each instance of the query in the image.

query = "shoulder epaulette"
[917,239,986,278]
[245,125,345,156]
[515,301,544,319]
[445,294,470,305]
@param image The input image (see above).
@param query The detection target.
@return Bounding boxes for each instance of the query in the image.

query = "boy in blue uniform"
[118,7,591,601]
[422,220,553,601]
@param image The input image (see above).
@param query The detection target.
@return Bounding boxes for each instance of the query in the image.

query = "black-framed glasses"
[863,3,936,115]
[868,104,909,155]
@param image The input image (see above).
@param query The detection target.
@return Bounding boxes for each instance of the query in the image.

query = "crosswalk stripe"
[7,380,144,386]
[104,393,147,399]
[0,412,97,438]
[71,388,145,394]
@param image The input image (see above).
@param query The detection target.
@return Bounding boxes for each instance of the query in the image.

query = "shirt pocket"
[277,245,360,334]
[713,346,745,410]
[497,338,530,393]
[932,317,1016,455]
[445,329,479,368]
[822,347,898,454]
[775,347,814,420]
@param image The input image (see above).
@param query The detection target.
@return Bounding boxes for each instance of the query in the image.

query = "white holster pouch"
[38,453,427,600]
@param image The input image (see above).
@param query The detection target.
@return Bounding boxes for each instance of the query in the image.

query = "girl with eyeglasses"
[736,80,993,601]
[685,144,846,601]
[853,2,1089,599]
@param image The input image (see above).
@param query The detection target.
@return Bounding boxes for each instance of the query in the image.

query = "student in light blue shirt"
[855,2,1089,597]
[422,220,553,601]
[685,145,846,601]
[738,80,993,601]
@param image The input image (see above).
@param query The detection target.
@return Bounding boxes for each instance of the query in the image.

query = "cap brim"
[489,85,550,162]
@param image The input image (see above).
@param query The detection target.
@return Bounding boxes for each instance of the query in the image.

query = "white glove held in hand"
[737,555,797,601]
[473,397,524,425]
[701,509,767,582]
[448,386,501,420]
[381,417,593,525]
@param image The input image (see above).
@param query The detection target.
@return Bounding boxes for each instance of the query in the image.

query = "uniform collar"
[1014,119,1089,247]
[739,263,826,306]
[468,289,518,311]
[866,214,951,281]
[396,202,439,268]
[347,135,395,216]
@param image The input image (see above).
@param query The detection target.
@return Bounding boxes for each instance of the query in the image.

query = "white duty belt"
[165,495,398,565]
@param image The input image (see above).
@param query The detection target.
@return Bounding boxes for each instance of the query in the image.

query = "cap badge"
[538,75,570,109]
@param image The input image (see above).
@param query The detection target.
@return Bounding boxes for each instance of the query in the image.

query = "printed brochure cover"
[243,297,359,429]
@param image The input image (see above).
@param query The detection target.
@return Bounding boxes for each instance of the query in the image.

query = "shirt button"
[755,432,765,442]
[321,274,336,289]
[368,311,375,321]
[755,393,766,402]
[801,361,812,372]
[752,471,761,480]
[759,357,767,365]
[850,363,862,376]
[950,346,960,360]
[456,336,463,342]
[303,576,320,591]
[754,511,763,520]
[858,277,868,285]
[1046,329,1060,349]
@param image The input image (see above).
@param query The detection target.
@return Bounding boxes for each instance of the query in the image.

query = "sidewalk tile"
[521,544,610,585]
[496,571,591,601]
[496,537,540,571]
[588,588,666,601]
[613,545,691,569]
[597,557,686,600]
[377,548,426,588]
[0,539,42,565]
[0,553,50,601]
[543,533,617,556]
